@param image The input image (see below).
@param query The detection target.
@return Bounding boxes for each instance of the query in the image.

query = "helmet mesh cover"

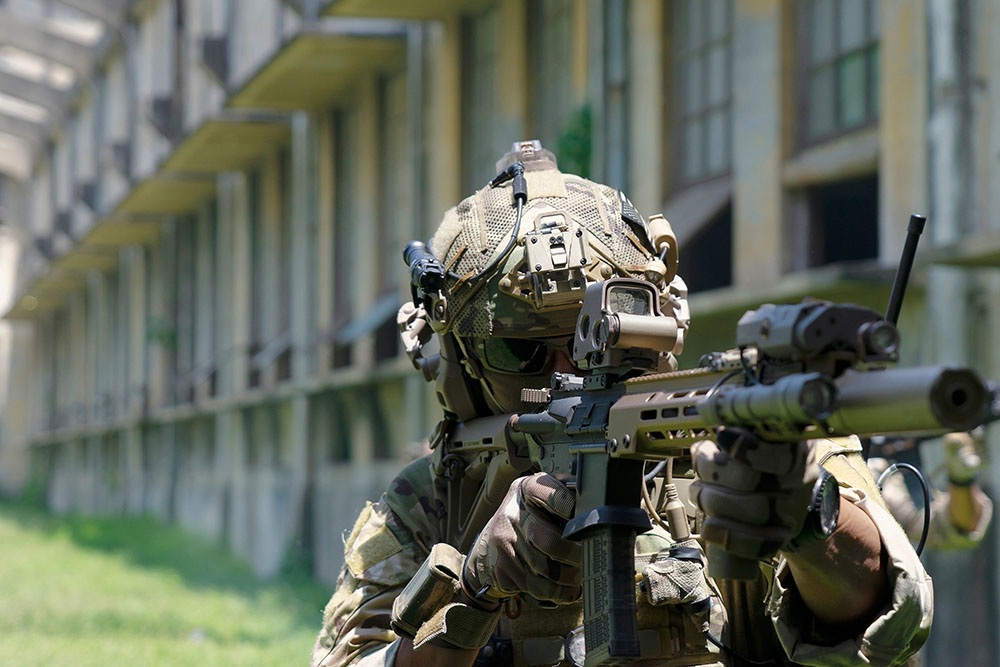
[431,168,653,339]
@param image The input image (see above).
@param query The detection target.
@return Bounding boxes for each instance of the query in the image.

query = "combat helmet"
[398,140,690,420]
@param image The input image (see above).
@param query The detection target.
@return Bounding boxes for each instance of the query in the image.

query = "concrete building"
[0,0,999,662]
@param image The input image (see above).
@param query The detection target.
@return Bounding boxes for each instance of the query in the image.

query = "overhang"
[80,217,162,247]
[52,246,118,271]
[322,0,488,19]
[3,266,87,320]
[162,113,290,173]
[115,173,217,215]
[923,232,1000,269]
[227,21,406,111]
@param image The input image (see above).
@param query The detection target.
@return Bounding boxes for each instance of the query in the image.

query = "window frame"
[797,0,881,148]
[669,0,735,191]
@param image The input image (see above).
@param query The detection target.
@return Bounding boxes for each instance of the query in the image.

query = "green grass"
[0,502,331,666]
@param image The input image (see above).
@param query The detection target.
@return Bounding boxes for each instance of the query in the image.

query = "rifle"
[402,216,994,666]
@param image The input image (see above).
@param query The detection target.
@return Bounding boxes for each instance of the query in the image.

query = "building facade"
[1,0,999,663]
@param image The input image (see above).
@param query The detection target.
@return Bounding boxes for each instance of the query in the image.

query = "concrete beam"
[0,69,67,114]
[0,112,45,149]
[57,0,130,28]
[0,9,95,77]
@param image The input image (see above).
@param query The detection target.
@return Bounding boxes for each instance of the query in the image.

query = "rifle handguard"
[390,543,501,650]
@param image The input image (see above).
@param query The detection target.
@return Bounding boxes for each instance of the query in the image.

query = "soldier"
[869,431,993,551]
[311,141,932,667]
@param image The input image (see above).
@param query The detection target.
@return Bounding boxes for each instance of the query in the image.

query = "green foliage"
[146,315,177,348]
[0,504,330,666]
[557,106,593,179]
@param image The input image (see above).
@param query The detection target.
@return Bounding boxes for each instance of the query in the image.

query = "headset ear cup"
[434,334,490,421]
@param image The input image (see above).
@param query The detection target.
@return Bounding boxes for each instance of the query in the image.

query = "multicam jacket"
[312,438,933,667]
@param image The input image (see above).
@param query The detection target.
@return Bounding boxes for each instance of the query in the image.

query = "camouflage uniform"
[868,456,993,551]
[312,437,932,667]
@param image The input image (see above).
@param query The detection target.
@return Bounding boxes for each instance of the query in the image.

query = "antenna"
[885,214,927,325]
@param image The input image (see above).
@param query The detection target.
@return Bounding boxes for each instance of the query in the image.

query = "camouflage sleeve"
[870,456,994,551]
[767,438,934,667]
[311,457,444,667]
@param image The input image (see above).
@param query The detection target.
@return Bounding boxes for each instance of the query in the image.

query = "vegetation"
[0,502,330,666]
[557,105,593,178]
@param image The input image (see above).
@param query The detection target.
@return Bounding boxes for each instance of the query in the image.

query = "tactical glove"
[945,431,984,485]
[463,472,582,604]
[690,427,819,561]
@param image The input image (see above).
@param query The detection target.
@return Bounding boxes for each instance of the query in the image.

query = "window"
[672,0,733,186]
[529,0,574,153]
[461,3,505,193]
[679,205,732,293]
[801,0,880,144]
[803,175,878,267]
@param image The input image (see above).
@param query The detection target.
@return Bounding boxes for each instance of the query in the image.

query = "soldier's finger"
[522,572,582,604]
[692,448,762,492]
[521,473,576,521]
[519,504,582,565]
[513,537,581,586]
[700,516,788,560]
[691,483,803,531]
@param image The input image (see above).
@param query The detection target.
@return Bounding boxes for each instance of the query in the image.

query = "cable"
[705,369,743,399]
[643,459,668,483]
[462,162,528,287]
[877,462,931,555]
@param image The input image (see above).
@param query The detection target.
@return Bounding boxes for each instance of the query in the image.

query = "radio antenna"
[885,214,927,325]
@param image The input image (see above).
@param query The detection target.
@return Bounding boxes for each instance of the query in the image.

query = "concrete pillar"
[629,0,664,214]
[124,424,144,514]
[879,0,928,262]
[315,113,334,371]
[496,0,528,146]
[226,172,251,395]
[291,111,317,381]
[260,149,283,386]
[194,202,215,401]
[217,407,247,555]
[86,272,104,422]
[586,0,606,184]
[424,16,463,228]
[985,0,1000,228]
[127,247,147,417]
[732,0,784,286]
[286,393,309,556]
[146,224,172,411]
[407,23,426,247]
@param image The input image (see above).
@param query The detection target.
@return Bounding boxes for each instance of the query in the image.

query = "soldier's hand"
[690,427,818,561]
[945,431,984,485]
[463,472,582,604]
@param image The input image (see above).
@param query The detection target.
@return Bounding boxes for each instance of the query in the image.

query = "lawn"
[0,502,332,666]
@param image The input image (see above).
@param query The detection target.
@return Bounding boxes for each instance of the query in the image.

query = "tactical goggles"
[471,335,574,375]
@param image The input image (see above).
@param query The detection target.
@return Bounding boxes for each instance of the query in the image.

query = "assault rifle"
[404,217,993,666]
